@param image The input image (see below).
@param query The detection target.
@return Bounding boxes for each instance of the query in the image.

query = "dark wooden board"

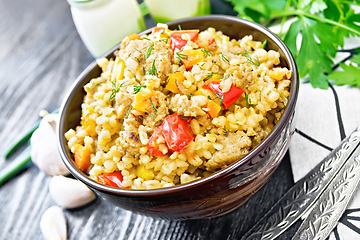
[0,0,296,239]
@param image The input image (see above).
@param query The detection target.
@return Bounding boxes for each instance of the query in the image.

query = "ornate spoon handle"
[292,141,360,240]
[241,126,360,240]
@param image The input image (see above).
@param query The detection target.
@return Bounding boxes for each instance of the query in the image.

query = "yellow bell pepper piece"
[181,49,205,70]
[136,165,155,180]
[206,100,222,118]
[165,72,186,93]
[133,88,158,114]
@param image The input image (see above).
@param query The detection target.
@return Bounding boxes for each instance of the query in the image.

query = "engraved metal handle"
[241,126,360,240]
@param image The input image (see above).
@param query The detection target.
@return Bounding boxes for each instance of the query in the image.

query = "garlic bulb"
[31,113,70,176]
[40,206,67,240]
[49,175,96,209]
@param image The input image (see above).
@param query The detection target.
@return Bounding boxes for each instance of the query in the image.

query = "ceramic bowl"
[58,15,299,220]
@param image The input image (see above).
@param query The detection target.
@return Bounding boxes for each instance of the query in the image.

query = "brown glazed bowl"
[58,15,299,220]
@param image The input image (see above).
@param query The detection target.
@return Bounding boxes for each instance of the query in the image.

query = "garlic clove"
[49,175,96,209]
[31,114,70,176]
[40,206,67,240]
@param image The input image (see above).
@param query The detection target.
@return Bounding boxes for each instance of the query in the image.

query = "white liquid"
[68,0,145,58]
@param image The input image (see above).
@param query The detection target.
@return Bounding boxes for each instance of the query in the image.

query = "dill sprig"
[179,115,190,121]
[201,48,212,57]
[242,50,260,66]
[142,37,151,41]
[135,48,142,54]
[159,38,169,44]
[176,51,188,65]
[134,85,146,94]
[108,79,121,103]
[88,79,106,89]
[146,42,154,58]
[150,98,157,113]
[135,57,140,63]
[245,92,261,108]
[125,106,132,119]
[178,24,182,30]
[223,125,228,134]
[119,80,135,88]
[148,59,158,77]
[145,109,157,118]
[220,53,230,64]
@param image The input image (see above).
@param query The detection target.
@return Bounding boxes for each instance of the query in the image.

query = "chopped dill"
[146,42,154,58]
[223,125,228,134]
[108,79,120,103]
[134,85,146,94]
[135,48,142,53]
[201,48,212,57]
[176,51,188,64]
[214,91,224,106]
[120,80,135,88]
[242,50,260,66]
[159,38,169,44]
[178,24,182,30]
[262,40,268,49]
[88,79,106,89]
[220,53,230,64]
[135,57,140,63]
[145,109,157,118]
[148,59,158,77]
[179,115,190,121]
[245,92,260,108]
[143,66,146,75]
[143,37,151,41]
[128,53,132,57]
[150,98,157,113]
[125,106,132,119]
[187,94,193,97]
[200,62,205,67]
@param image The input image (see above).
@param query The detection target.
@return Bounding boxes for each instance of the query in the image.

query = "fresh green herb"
[135,48,142,54]
[143,67,146,75]
[223,75,231,81]
[148,59,158,77]
[204,72,224,81]
[242,51,260,66]
[187,94,193,97]
[150,98,157,113]
[119,80,135,88]
[146,42,154,58]
[135,57,140,63]
[224,0,360,89]
[88,79,106,89]
[176,51,188,64]
[262,40,268,49]
[159,38,169,44]
[215,91,224,106]
[128,53,132,57]
[220,53,230,64]
[201,48,212,57]
[328,54,360,87]
[222,125,228,134]
[178,24,182,30]
[200,62,206,67]
[134,85,146,94]
[179,115,190,121]
[245,92,259,108]
[108,79,121,103]
[125,106,132,119]
[143,37,151,41]
[145,109,157,118]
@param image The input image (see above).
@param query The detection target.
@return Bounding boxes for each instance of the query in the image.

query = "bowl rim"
[58,14,299,196]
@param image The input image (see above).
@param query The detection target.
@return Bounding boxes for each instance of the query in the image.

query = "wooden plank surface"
[0,0,297,239]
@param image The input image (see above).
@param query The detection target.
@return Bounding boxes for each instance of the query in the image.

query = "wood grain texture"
[0,0,297,239]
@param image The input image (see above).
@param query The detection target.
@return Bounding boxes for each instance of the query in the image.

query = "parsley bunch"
[224,0,360,89]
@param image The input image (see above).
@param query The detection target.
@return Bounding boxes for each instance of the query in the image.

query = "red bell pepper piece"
[148,124,168,157]
[202,80,245,109]
[162,113,194,152]
[97,171,126,188]
[208,38,215,45]
[170,30,199,52]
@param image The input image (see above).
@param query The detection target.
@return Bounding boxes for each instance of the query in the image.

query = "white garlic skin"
[31,114,70,176]
[49,175,96,209]
[40,206,67,240]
